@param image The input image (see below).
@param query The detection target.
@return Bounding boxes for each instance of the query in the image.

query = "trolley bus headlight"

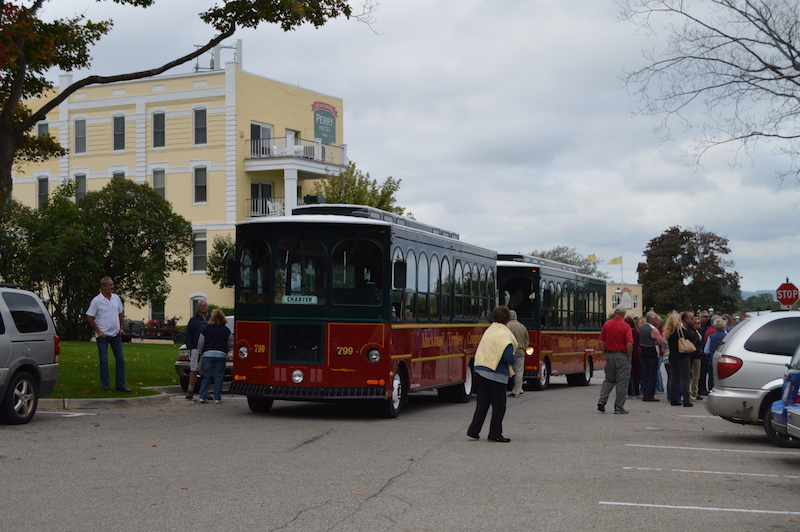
[291,370,304,383]
[366,348,382,363]
[238,346,249,359]
[526,347,534,356]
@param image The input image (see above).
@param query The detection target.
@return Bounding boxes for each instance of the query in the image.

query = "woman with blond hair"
[665,311,694,407]
[197,309,233,404]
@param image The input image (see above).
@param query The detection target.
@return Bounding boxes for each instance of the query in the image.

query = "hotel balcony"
[246,134,347,167]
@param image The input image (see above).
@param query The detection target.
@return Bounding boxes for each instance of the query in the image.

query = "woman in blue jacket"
[467,306,518,442]
[197,310,233,404]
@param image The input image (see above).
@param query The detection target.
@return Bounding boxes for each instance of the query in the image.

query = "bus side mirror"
[225,258,236,287]
[393,262,407,289]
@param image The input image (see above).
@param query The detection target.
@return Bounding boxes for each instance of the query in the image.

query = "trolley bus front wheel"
[380,370,406,418]
[530,358,550,391]
[247,396,274,413]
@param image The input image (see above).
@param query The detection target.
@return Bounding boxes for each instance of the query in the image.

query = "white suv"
[0,285,60,424]
[706,310,800,446]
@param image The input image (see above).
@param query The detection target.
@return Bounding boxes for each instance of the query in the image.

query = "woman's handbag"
[677,328,696,354]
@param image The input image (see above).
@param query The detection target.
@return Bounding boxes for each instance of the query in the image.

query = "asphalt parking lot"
[5,376,800,531]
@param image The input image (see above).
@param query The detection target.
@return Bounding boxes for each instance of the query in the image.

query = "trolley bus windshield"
[236,221,387,314]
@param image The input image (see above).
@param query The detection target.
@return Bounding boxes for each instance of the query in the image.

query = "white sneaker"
[198,398,207,404]
[214,400,221,404]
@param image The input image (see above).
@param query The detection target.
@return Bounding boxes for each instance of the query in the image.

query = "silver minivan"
[706,310,800,445]
[0,286,60,424]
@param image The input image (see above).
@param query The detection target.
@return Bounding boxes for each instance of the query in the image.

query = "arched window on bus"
[540,284,549,328]
[478,265,488,320]
[487,269,496,311]
[567,285,575,330]
[417,251,429,321]
[462,263,473,319]
[391,247,405,321]
[471,263,481,319]
[454,261,464,318]
[405,249,417,321]
[429,254,440,321]
[576,288,586,329]
[238,238,270,304]
[331,238,383,306]
[440,256,451,320]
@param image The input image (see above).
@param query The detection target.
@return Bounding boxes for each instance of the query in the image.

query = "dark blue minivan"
[769,344,800,447]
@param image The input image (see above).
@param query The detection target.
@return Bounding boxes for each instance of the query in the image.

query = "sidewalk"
[38,385,184,410]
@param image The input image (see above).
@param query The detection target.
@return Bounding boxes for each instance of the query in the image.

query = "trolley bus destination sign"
[282,295,318,305]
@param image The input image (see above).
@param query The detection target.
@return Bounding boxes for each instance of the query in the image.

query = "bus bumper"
[230,382,387,400]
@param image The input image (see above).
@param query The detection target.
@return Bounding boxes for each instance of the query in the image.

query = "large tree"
[529,245,611,279]
[619,0,800,187]
[312,161,409,215]
[0,179,194,339]
[637,226,741,313]
[0,0,372,220]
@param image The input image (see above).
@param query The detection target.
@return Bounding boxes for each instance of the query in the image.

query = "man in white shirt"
[86,277,130,392]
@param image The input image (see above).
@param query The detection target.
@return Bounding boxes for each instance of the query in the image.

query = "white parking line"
[645,426,757,434]
[626,443,800,455]
[35,411,97,417]
[623,466,800,479]
[599,501,800,516]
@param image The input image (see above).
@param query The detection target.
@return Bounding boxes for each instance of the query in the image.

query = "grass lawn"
[51,341,182,398]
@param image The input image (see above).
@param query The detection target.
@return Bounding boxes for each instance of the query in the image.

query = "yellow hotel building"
[13,41,347,323]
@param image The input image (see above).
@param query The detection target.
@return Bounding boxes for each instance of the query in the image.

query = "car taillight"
[717,355,743,380]
[54,335,60,362]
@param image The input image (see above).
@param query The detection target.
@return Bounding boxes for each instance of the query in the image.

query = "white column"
[284,168,298,215]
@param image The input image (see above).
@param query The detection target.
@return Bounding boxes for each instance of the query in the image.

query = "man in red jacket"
[597,304,634,414]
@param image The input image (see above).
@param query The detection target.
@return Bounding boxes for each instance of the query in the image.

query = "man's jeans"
[641,356,659,399]
[97,334,125,390]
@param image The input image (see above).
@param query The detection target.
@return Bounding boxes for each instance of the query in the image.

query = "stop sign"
[776,282,799,306]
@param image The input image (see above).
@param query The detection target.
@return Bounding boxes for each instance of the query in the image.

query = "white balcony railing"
[248,135,348,166]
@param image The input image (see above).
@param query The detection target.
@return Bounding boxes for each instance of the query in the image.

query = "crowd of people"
[598,305,735,414]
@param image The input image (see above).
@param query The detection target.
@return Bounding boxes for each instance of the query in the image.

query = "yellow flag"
[588,254,596,263]
[608,256,622,265]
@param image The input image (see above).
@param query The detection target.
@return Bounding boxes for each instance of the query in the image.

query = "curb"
[39,386,181,411]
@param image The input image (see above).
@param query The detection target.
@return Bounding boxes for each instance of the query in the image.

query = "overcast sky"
[39,0,800,294]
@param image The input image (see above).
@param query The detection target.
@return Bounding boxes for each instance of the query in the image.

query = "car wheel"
[764,411,800,448]
[172,331,186,345]
[0,371,39,425]
[179,376,189,393]
[247,396,274,413]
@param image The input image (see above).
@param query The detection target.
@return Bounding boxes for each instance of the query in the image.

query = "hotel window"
[194,108,207,145]
[37,177,48,209]
[193,231,207,272]
[153,112,165,148]
[37,123,48,137]
[113,171,125,180]
[75,174,86,201]
[113,115,125,151]
[153,169,165,199]
[75,119,86,154]
[633,294,640,310]
[193,167,207,203]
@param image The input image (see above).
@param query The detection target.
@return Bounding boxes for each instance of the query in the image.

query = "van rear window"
[2,292,48,333]
[743,317,800,356]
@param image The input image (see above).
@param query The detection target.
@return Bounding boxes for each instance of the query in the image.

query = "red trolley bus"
[229,205,497,417]
[497,254,606,390]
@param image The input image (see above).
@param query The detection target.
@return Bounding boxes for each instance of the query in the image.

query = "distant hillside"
[741,290,775,300]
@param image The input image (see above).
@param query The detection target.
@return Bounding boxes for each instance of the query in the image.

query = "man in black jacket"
[184,300,209,399]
